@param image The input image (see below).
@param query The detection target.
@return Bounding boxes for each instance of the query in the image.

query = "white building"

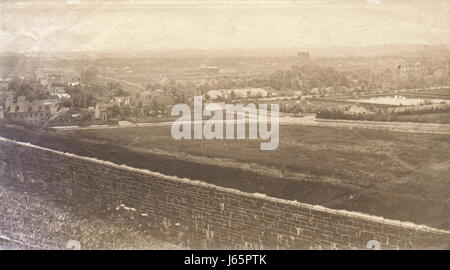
[206,88,268,101]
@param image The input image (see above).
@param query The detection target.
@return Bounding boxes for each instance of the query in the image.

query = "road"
[51,114,450,135]
[282,115,450,135]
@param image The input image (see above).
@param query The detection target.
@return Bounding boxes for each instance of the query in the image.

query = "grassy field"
[72,125,450,189]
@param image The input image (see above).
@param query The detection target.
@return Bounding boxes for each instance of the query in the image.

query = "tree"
[108,104,122,119]
[230,90,237,100]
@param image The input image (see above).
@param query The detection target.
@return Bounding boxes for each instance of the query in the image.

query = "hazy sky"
[1,0,449,53]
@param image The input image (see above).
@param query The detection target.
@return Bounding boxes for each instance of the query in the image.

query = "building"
[205,88,268,101]
[3,93,59,124]
[397,62,426,80]
[297,52,311,66]
[94,102,110,121]
[200,65,220,74]
[0,80,10,90]
[48,83,67,97]
[113,96,133,106]
[80,67,97,84]
[37,71,67,87]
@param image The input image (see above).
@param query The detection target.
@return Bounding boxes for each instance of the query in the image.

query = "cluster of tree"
[279,99,355,115]
[316,109,393,121]
[204,90,268,103]
[105,104,165,120]
[64,82,128,108]
[7,79,51,101]
[317,105,450,122]
[395,105,450,115]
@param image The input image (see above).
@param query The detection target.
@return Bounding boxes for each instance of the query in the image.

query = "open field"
[71,124,450,184]
[1,124,450,228]
[46,119,450,192]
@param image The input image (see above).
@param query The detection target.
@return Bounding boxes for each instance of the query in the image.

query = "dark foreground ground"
[0,124,449,230]
[0,178,185,250]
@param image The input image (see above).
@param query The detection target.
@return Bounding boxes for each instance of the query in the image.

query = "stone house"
[94,102,110,121]
[3,93,59,124]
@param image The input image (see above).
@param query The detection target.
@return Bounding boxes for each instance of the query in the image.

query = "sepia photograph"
[0,0,449,259]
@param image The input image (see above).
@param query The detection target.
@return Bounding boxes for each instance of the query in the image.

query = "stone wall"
[0,137,449,249]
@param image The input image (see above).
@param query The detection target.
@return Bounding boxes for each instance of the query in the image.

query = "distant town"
[1,50,449,129]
